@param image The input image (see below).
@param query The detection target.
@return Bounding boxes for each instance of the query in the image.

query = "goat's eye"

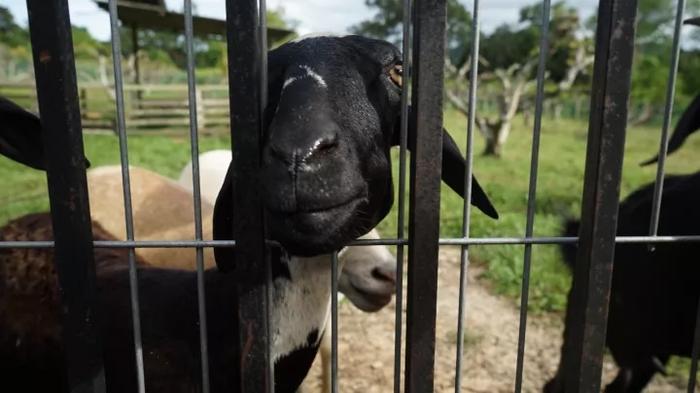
[389,64,403,88]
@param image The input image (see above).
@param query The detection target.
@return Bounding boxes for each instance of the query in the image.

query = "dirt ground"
[299,247,691,393]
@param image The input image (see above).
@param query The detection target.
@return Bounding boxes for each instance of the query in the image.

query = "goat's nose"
[268,132,339,168]
[305,134,339,161]
[372,265,397,286]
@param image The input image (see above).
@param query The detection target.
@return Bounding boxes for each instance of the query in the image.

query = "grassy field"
[383,109,700,313]
[1,109,700,314]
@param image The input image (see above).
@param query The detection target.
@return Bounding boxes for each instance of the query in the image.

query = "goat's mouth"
[267,192,366,215]
[345,282,393,312]
[266,193,369,256]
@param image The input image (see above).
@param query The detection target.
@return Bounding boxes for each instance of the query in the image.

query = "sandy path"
[300,247,689,392]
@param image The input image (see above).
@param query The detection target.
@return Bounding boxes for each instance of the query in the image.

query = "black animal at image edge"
[545,20,700,391]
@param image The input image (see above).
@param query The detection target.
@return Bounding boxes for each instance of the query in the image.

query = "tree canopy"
[351,0,700,117]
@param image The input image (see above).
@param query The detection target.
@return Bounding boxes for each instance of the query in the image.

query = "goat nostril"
[372,267,397,284]
[310,135,339,157]
[265,133,339,167]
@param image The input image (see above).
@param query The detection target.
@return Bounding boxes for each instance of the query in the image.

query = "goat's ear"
[441,130,499,219]
[0,97,46,170]
[641,94,700,166]
[341,35,401,63]
[391,111,499,219]
[0,97,91,170]
[685,17,700,26]
[213,163,237,272]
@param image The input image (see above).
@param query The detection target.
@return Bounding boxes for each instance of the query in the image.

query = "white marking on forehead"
[283,64,327,89]
[300,65,327,87]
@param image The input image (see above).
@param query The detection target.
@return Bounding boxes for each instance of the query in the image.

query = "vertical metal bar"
[648,0,686,242]
[454,0,480,391]
[183,1,211,392]
[394,0,412,391]
[106,1,146,391]
[563,0,638,392]
[25,1,106,392]
[513,1,551,391]
[331,252,339,393]
[687,299,700,393]
[260,0,268,110]
[258,7,273,390]
[225,0,273,391]
[403,0,446,391]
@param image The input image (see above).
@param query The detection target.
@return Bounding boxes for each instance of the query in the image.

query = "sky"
[1,0,598,40]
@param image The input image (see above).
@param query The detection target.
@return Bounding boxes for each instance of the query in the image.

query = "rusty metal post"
[403,0,446,392]
[225,0,273,391]
[26,1,106,392]
[563,1,639,392]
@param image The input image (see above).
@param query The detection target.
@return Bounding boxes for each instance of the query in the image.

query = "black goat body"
[547,173,700,393]
[0,213,319,393]
[548,66,700,392]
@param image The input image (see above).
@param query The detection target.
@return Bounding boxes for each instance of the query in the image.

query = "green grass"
[2,109,700,314]
[0,132,230,225]
[375,109,700,313]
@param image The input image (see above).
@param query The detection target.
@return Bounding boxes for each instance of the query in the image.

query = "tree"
[121,7,296,72]
[351,0,593,156]
[0,6,28,48]
[678,49,700,98]
[625,0,700,124]
[447,2,593,156]
[350,0,472,64]
[635,0,700,48]
[0,7,32,82]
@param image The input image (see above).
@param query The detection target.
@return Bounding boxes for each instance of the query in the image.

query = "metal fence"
[3,0,700,392]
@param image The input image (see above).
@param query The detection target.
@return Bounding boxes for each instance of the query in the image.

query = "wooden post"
[196,88,206,131]
[131,25,142,106]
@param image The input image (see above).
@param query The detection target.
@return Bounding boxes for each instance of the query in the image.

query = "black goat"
[545,30,700,390]
[545,173,700,393]
[213,34,498,260]
[0,35,498,393]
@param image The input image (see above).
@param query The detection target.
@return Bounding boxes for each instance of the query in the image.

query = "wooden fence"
[0,82,230,132]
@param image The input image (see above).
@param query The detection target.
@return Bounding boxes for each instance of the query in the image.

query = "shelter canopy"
[94,0,294,42]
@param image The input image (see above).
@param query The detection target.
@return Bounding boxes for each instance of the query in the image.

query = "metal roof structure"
[94,0,294,42]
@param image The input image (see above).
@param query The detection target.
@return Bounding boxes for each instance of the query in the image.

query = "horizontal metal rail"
[3,235,700,249]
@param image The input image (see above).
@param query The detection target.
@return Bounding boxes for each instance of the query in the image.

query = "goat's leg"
[543,286,578,393]
[604,356,668,393]
[604,368,632,393]
[624,355,669,393]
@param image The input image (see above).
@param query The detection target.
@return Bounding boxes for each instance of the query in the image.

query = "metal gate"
[2,0,700,392]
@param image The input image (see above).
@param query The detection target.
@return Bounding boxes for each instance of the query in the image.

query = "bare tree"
[446,56,538,156]
[445,41,593,157]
